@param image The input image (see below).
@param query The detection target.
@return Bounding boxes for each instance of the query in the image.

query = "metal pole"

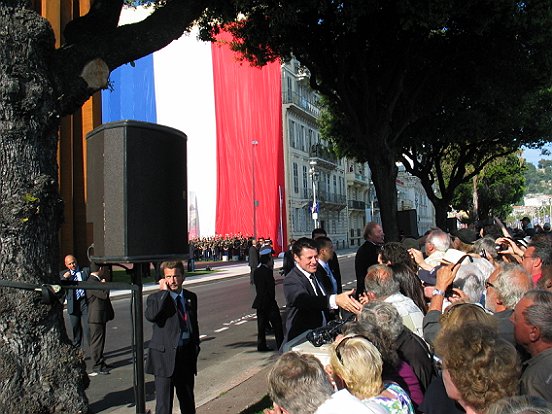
[252,140,258,239]
[131,264,146,414]
[311,164,319,229]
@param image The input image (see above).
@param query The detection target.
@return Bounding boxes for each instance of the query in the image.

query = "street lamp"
[309,159,319,228]
[252,140,259,238]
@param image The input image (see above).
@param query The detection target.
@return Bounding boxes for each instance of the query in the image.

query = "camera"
[495,244,508,252]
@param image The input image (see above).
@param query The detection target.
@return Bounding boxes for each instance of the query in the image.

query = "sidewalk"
[96,249,357,413]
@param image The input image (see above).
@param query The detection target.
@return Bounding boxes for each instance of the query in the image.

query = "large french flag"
[102,8,287,251]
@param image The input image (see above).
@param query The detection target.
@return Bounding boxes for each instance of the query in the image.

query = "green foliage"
[202,1,552,222]
[452,154,526,221]
[524,159,552,194]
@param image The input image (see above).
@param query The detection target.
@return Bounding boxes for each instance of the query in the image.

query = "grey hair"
[267,352,333,414]
[453,263,485,303]
[493,263,532,309]
[360,301,404,342]
[427,230,450,252]
[486,395,552,414]
[474,236,498,260]
[364,264,400,298]
[523,290,552,342]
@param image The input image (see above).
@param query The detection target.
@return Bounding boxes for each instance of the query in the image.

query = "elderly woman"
[434,322,521,414]
[420,302,499,414]
[328,335,415,414]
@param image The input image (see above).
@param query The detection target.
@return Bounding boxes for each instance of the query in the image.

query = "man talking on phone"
[145,261,200,414]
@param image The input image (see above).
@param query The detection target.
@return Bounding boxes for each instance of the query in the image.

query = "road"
[80,254,357,413]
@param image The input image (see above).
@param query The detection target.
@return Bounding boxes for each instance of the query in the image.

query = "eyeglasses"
[335,334,369,364]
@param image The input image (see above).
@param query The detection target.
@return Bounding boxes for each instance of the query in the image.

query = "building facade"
[282,59,348,248]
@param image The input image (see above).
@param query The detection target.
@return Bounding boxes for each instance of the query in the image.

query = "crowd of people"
[189,233,257,261]
[262,220,552,414]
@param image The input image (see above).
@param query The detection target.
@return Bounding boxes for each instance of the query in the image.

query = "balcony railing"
[283,91,321,118]
[348,200,366,210]
[309,143,338,168]
[311,189,346,205]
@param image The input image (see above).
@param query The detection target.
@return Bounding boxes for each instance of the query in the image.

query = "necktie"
[176,296,189,333]
[309,274,324,296]
[72,271,85,300]
[324,264,338,294]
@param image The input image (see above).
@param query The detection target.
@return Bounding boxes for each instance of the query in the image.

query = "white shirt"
[315,389,387,414]
[385,292,425,338]
[295,263,337,309]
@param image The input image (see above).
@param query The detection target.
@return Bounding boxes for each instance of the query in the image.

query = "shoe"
[102,363,114,369]
[94,367,110,375]
[257,345,273,352]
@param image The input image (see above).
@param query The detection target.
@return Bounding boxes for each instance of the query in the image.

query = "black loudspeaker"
[396,209,419,238]
[86,120,188,263]
[446,217,458,234]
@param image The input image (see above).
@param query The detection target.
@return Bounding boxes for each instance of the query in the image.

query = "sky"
[522,144,552,166]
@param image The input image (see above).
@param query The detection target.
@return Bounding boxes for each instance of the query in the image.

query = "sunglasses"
[335,334,369,364]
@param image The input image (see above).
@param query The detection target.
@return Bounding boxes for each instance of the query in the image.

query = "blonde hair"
[329,335,383,399]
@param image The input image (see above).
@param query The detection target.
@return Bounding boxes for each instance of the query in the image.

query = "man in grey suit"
[283,238,361,342]
[145,261,200,414]
[60,254,89,347]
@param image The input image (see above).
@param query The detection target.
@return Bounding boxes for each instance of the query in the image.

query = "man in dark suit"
[145,261,200,414]
[315,236,342,295]
[312,228,342,292]
[87,263,113,375]
[60,254,90,347]
[248,238,259,284]
[355,222,384,297]
[252,248,284,352]
[283,238,361,342]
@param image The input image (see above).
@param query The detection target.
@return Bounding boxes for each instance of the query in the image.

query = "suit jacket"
[328,252,343,294]
[86,274,112,324]
[283,266,329,342]
[315,259,343,295]
[248,245,259,269]
[145,288,200,378]
[59,267,90,315]
[354,241,379,296]
[252,265,277,310]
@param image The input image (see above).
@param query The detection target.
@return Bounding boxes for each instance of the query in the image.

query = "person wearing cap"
[451,228,478,252]
[252,247,284,352]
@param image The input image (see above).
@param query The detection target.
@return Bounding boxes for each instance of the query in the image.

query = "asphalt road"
[77,255,356,413]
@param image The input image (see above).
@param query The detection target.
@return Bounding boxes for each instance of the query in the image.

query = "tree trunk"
[366,145,400,241]
[0,5,89,413]
[432,198,450,231]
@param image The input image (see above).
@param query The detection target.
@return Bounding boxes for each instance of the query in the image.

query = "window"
[303,165,309,199]
[293,163,299,193]
[333,175,337,196]
[300,125,305,152]
[289,120,295,148]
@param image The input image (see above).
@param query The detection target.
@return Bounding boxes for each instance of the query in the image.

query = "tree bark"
[365,140,400,241]
[0,5,89,413]
[0,1,212,411]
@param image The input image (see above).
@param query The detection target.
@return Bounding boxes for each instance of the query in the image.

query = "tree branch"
[51,0,212,116]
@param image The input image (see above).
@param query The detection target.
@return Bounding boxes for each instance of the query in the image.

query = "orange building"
[33,0,100,266]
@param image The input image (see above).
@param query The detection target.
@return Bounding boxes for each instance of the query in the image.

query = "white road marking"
[214,327,229,333]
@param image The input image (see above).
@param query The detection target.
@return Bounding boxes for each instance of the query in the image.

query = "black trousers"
[69,298,89,347]
[154,343,196,414]
[256,302,284,349]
